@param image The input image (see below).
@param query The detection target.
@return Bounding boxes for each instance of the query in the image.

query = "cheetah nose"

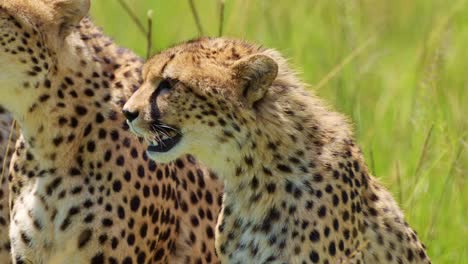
[122,109,139,122]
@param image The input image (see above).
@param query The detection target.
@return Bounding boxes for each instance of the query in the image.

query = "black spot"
[39,94,50,102]
[116,155,125,166]
[266,183,276,193]
[53,136,64,146]
[309,250,320,263]
[20,232,31,245]
[341,190,349,204]
[83,124,92,137]
[191,215,199,226]
[153,248,165,261]
[137,252,146,264]
[139,223,148,238]
[313,173,323,182]
[46,177,62,195]
[318,205,327,218]
[75,105,87,116]
[87,141,96,152]
[102,218,113,227]
[112,180,122,192]
[407,248,414,262]
[206,226,214,238]
[353,160,360,172]
[117,205,126,219]
[127,233,135,246]
[44,79,51,88]
[78,229,92,248]
[130,196,140,212]
[277,164,292,173]
[250,176,259,189]
[69,167,81,176]
[329,241,336,256]
[91,253,104,264]
[261,207,280,232]
[244,156,254,167]
[64,77,74,85]
[309,229,320,242]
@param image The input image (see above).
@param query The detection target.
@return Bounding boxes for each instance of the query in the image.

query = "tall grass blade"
[314,35,376,90]
[414,124,434,177]
[426,144,463,242]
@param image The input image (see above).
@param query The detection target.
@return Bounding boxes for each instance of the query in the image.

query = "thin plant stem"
[218,0,225,36]
[117,0,147,36]
[188,0,204,36]
[146,10,154,59]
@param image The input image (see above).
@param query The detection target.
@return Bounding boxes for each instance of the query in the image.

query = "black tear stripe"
[149,88,161,121]
[149,54,177,120]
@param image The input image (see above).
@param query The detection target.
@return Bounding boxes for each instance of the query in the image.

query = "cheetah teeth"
[149,133,177,146]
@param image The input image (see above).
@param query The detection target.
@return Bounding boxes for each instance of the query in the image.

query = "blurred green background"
[91,1,467,263]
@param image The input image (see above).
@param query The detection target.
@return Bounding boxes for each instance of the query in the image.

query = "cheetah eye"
[156,79,173,97]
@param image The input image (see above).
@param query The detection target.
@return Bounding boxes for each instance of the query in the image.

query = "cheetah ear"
[51,0,90,37]
[232,54,278,107]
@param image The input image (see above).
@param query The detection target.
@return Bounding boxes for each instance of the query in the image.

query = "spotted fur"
[0,107,16,264]
[0,1,222,263]
[124,37,431,264]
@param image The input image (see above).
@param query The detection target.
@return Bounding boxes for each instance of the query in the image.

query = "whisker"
[158,124,181,132]
[149,126,168,147]
[153,124,182,136]
[151,126,171,139]
[146,122,182,149]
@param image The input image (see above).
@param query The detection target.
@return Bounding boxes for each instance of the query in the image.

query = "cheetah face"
[123,38,278,170]
[123,77,203,164]
[124,78,184,159]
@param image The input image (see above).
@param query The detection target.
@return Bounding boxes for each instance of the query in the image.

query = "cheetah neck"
[14,19,142,166]
[217,85,359,219]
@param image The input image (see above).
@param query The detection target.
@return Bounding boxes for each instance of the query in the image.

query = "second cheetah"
[123,37,430,264]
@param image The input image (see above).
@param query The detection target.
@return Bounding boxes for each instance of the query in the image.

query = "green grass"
[91,1,467,263]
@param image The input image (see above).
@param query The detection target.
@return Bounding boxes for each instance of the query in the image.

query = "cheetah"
[0,1,222,263]
[123,37,431,263]
[0,107,16,264]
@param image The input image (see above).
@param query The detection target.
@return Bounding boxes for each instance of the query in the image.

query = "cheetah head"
[123,38,279,172]
[0,0,89,115]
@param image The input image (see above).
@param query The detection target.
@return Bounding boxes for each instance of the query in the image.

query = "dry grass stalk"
[116,0,147,36]
[188,0,204,36]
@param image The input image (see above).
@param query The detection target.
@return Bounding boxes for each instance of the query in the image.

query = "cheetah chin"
[147,134,182,152]
[146,131,185,164]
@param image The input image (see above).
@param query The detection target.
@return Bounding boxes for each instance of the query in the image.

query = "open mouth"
[147,133,182,153]
[147,122,182,153]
